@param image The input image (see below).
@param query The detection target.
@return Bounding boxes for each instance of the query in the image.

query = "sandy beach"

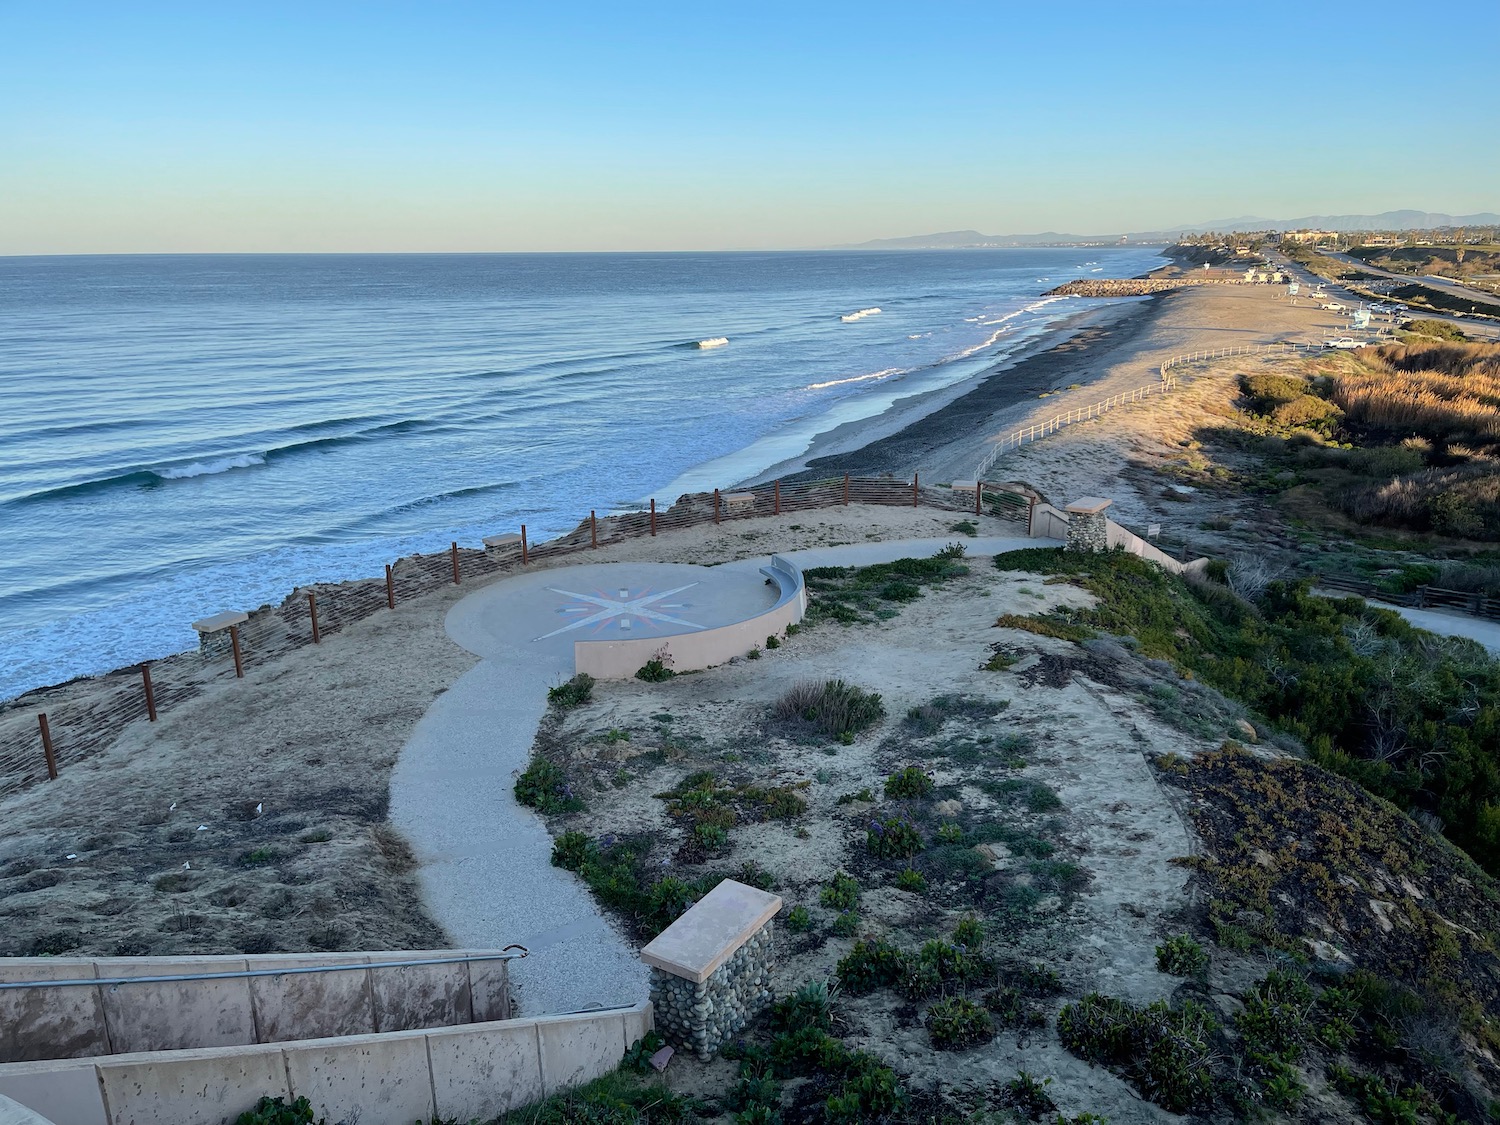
[0,280,1356,963]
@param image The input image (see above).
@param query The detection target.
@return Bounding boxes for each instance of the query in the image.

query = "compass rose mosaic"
[535,582,704,641]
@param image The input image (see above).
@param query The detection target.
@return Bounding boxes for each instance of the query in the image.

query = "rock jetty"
[1044,277,1251,297]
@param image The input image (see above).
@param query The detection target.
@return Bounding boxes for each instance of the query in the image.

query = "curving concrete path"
[386,535,1048,1016]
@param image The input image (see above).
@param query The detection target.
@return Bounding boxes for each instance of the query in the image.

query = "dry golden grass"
[1333,341,1500,443]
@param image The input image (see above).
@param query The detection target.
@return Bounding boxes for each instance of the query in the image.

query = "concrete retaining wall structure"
[0,950,514,1065]
[1026,500,1206,577]
[0,1002,651,1125]
[575,555,805,680]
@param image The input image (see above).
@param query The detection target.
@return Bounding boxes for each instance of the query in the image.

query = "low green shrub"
[883,766,934,799]
[785,905,811,933]
[820,871,859,912]
[835,938,905,995]
[866,815,923,859]
[635,647,675,682]
[927,996,995,1050]
[549,831,712,937]
[831,911,859,937]
[235,1096,323,1125]
[894,867,927,893]
[493,1070,697,1123]
[1003,1071,1056,1117]
[547,673,594,707]
[515,757,584,814]
[693,823,728,850]
[773,679,885,739]
[765,635,780,649]
[1154,933,1208,977]
[953,914,984,948]
[621,1030,668,1073]
[984,986,1046,1029]
[1058,993,1220,1114]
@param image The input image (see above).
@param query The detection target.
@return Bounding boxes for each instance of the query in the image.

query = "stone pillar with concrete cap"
[191,610,249,660]
[640,879,780,1060]
[1065,497,1113,553]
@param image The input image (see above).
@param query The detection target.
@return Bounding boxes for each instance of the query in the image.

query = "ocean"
[0,247,1165,700]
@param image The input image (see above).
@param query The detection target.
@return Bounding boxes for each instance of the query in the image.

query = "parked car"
[1323,337,1364,349]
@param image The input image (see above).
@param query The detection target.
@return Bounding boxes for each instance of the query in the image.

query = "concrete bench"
[482,534,522,551]
[722,492,756,514]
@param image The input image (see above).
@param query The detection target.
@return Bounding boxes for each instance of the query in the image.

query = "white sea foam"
[805,366,904,390]
[153,453,266,480]
[840,307,882,322]
[695,337,729,349]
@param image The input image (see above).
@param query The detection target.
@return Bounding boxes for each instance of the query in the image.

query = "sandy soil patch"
[525,548,1213,1120]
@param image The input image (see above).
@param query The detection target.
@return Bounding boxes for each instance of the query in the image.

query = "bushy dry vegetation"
[1334,342,1500,443]
[1225,341,1500,542]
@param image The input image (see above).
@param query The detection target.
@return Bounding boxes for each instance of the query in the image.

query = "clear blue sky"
[2,1,1496,253]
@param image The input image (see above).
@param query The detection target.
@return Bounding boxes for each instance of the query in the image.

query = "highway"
[1266,250,1500,343]
[1321,250,1500,315]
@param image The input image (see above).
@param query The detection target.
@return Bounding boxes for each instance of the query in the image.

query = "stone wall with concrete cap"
[576,556,805,680]
[0,1003,651,1125]
[0,949,514,1064]
[641,879,780,1060]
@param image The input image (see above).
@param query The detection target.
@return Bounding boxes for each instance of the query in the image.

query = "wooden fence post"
[38,713,58,780]
[520,525,528,565]
[140,664,157,722]
[591,511,598,548]
[774,480,781,515]
[843,473,850,505]
[451,542,461,584]
[975,482,983,517]
[307,592,320,643]
[650,498,657,536]
[1027,497,1036,537]
[912,472,919,507]
[714,489,721,524]
[385,564,395,609]
[229,624,244,679]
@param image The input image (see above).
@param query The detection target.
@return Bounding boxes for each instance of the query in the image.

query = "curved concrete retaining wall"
[0,1002,650,1125]
[0,950,513,1064]
[575,555,806,680]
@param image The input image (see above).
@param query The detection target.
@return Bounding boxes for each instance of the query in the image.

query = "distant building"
[1362,235,1401,247]
[1284,230,1339,244]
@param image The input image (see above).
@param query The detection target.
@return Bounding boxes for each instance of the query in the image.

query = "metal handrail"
[0,947,528,991]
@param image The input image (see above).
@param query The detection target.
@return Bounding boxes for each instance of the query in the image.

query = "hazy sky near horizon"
[3,1,1497,254]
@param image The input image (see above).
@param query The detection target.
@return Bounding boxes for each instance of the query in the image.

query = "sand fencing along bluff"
[0,475,1031,800]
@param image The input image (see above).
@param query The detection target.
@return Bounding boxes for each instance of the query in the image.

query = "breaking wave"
[155,453,267,480]
[840,307,882,322]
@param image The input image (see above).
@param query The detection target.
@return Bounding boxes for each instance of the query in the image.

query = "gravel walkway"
[388,536,1045,1015]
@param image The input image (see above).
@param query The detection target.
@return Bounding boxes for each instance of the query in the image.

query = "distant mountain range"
[843,211,1500,249]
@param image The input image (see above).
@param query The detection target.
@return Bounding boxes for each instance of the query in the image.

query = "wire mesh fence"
[0,475,1028,799]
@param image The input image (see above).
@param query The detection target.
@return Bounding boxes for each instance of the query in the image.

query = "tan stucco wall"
[0,1003,651,1125]
[0,950,512,1064]
[576,558,806,680]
